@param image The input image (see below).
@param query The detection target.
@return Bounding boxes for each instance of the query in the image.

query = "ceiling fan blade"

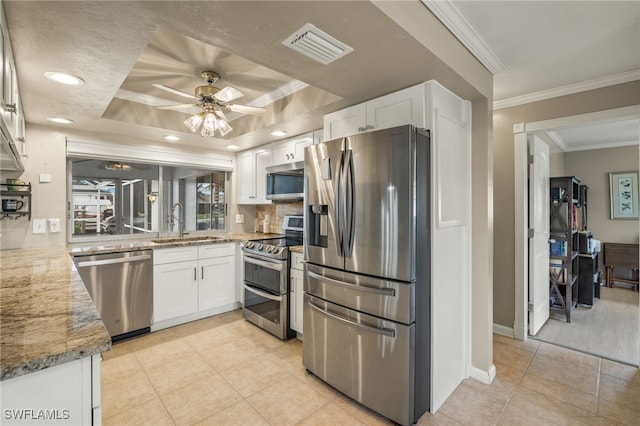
[214,86,245,103]
[227,104,266,116]
[157,103,198,110]
[151,83,196,100]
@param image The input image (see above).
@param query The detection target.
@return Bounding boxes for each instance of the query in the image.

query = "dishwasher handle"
[76,254,152,268]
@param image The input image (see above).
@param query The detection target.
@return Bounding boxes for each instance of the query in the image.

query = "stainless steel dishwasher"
[74,249,153,341]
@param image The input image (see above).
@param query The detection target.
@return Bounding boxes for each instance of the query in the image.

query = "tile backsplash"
[255,202,303,234]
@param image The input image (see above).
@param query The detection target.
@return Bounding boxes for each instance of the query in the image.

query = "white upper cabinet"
[271,132,313,166]
[323,103,366,142]
[0,4,25,171]
[236,145,272,204]
[323,84,425,141]
[312,129,323,145]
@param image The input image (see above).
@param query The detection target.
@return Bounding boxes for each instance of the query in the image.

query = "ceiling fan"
[152,70,266,137]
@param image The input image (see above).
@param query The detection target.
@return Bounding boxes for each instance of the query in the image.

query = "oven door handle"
[243,255,283,271]
[244,284,283,302]
[307,300,396,338]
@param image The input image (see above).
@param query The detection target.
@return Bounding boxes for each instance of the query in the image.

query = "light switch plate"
[39,173,52,183]
[48,218,61,233]
[235,214,244,224]
[33,219,47,234]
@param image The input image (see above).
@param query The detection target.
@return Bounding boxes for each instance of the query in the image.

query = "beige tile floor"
[102,310,640,425]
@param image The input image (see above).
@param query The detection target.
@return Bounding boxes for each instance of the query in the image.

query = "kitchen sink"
[150,235,223,244]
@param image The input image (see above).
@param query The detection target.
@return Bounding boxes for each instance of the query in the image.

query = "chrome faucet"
[170,202,185,238]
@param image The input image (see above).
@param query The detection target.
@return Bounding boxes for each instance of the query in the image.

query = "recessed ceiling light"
[226,144,240,150]
[47,117,74,124]
[270,130,287,137]
[44,71,85,86]
[163,135,180,141]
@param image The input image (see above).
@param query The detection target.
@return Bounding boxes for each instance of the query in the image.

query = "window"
[69,159,228,241]
[196,172,226,230]
[70,160,159,237]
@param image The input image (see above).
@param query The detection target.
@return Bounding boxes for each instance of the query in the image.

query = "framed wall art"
[609,171,639,219]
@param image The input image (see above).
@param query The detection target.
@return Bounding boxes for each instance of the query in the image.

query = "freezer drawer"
[304,263,414,324]
[303,294,415,425]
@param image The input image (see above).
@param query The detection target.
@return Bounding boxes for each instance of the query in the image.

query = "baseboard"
[469,364,496,385]
[493,323,514,338]
[151,302,241,332]
[513,321,526,341]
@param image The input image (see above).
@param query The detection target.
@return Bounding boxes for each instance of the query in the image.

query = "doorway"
[514,105,640,366]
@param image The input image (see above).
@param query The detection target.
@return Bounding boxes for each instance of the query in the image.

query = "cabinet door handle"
[201,266,204,280]
[357,126,366,131]
[194,267,197,281]
[366,124,374,130]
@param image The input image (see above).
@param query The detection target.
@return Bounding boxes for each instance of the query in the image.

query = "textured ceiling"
[7,0,478,153]
[4,1,638,154]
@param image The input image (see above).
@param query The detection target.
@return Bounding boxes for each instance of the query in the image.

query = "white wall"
[565,145,640,246]
[1,125,67,249]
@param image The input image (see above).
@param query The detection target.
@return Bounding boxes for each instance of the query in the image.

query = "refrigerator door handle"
[308,271,396,296]
[344,148,355,257]
[308,300,396,338]
[334,144,346,257]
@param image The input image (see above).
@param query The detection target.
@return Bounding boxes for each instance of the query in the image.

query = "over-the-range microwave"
[266,161,304,201]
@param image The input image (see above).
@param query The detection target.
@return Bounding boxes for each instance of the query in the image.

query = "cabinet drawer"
[153,246,198,264]
[291,251,304,270]
[198,242,235,259]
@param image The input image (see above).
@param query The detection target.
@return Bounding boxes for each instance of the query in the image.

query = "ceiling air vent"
[283,23,353,65]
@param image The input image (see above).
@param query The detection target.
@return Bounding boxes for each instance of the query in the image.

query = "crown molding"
[494,69,640,110]
[421,0,505,75]
[545,131,567,151]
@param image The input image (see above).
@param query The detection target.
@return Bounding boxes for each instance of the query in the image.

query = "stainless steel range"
[241,215,303,339]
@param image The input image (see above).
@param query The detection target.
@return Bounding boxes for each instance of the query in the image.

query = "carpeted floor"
[533,286,640,365]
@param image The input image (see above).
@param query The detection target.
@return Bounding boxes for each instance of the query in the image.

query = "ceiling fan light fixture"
[105,162,132,171]
[200,112,218,137]
[217,118,233,137]
[184,112,204,133]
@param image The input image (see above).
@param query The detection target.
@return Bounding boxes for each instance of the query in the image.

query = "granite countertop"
[69,232,282,256]
[0,246,112,381]
[290,245,304,253]
[1,232,283,380]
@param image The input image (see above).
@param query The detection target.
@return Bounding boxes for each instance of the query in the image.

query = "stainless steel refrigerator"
[303,125,430,425]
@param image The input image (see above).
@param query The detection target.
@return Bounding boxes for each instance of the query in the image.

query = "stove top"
[252,237,303,247]
[241,215,303,260]
[241,238,300,260]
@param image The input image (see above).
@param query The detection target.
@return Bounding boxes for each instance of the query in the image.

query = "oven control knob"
[269,247,277,253]
[245,242,253,249]
[276,247,284,255]
[256,244,263,251]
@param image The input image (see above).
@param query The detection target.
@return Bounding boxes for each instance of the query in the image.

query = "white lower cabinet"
[152,243,238,330]
[198,255,236,311]
[0,354,101,425]
[290,251,304,335]
[153,259,199,322]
